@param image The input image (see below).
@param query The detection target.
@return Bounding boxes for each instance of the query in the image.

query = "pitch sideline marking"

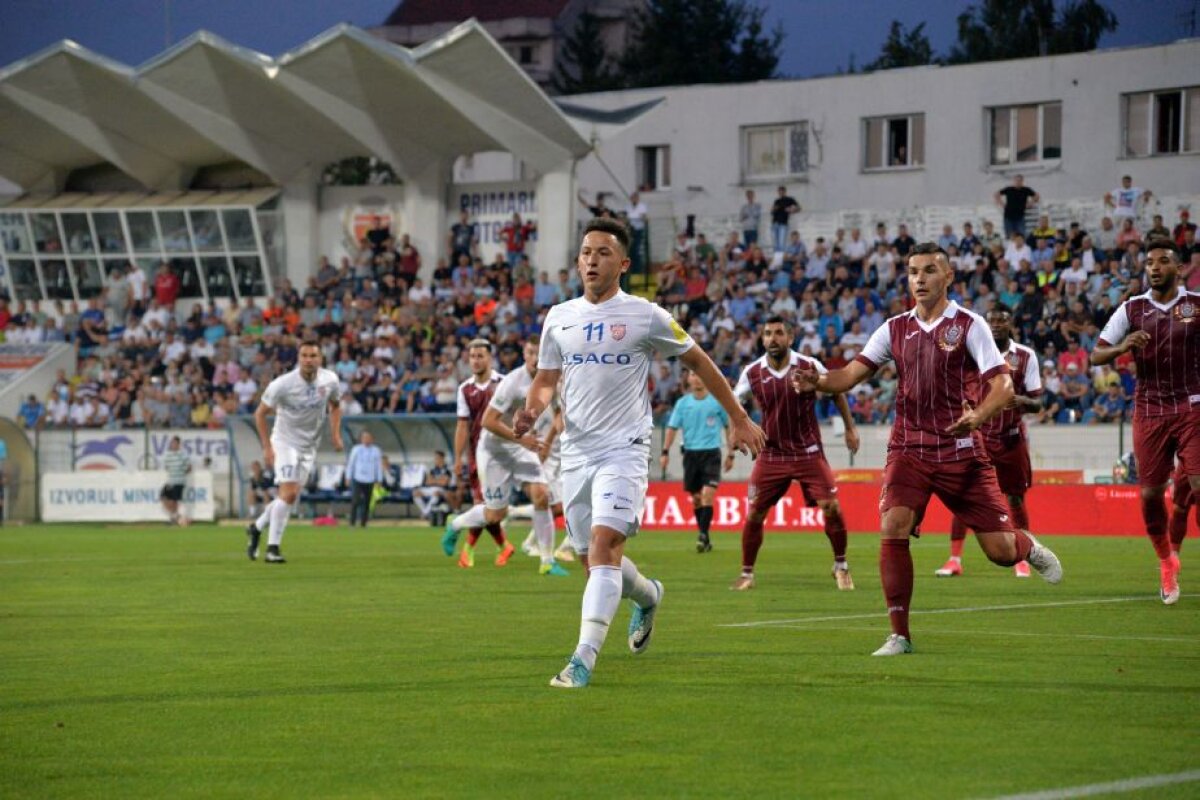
[981,768,1200,799]
[770,624,1197,645]
[719,594,1199,628]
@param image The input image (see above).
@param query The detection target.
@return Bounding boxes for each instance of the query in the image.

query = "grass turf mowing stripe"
[718,593,1199,627]
[982,768,1200,799]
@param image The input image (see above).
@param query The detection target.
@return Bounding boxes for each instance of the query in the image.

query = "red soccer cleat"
[1161,554,1181,605]
[934,558,962,577]
[495,542,516,567]
[1014,561,1032,578]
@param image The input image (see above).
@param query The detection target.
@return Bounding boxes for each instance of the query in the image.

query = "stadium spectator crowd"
[5,188,1198,434]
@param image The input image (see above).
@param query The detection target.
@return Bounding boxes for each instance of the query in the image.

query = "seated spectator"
[1086,383,1127,424]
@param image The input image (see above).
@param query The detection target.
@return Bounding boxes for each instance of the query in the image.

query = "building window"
[988,102,1061,166]
[519,45,535,65]
[741,123,808,181]
[636,145,671,191]
[1122,87,1200,157]
[864,114,924,170]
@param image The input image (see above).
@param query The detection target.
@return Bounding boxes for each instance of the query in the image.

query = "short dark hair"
[299,339,321,351]
[583,217,631,254]
[763,315,793,330]
[909,242,949,260]
[988,302,1013,317]
[526,333,541,347]
[1144,238,1181,260]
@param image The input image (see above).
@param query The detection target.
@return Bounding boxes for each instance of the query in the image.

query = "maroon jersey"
[1098,291,1200,419]
[456,373,501,459]
[855,302,1009,463]
[734,351,827,462]
[981,341,1043,446]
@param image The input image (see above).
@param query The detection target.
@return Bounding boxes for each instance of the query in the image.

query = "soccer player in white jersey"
[521,405,577,563]
[515,218,766,688]
[246,341,344,564]
[480,337,569,577]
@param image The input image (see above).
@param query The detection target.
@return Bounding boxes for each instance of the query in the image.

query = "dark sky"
[0,0,1192,78]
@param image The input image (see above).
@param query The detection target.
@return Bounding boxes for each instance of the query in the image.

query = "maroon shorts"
[986,437,1033,498]
[467,465,483,504]
[881,452,1013,533]
[748,455,838,516]
[1134,407,1200,488]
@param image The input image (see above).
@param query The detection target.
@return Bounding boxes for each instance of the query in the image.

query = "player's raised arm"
[1090,304,1149,365]
[793,359,875,395]
[679,345,765,458]
[947,372,1015,435]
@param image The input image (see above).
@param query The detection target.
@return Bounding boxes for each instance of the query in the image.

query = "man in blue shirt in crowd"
[18,394,43,429]
[345,430,384,528]
[660,370,730,553]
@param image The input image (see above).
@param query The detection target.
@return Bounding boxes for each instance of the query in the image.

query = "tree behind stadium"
[946,0,1118,64]
[618,0,783,89]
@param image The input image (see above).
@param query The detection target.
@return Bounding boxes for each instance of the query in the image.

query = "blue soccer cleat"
[549,655,591,688]
[441,516,460,557]
[539,561,570,577]
[628,579,663,654]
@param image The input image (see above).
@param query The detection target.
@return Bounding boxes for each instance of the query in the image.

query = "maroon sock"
[1169,505,1188,552]
[949,517,968,558]
[467,528,482,547]
[486,522,507,547]
[879,538,913,640]
[741,518,765,572]
[824,511,848,562]
[1141,495,1171,560]
[1011,501,1030,532]
[1007,530,1034,565]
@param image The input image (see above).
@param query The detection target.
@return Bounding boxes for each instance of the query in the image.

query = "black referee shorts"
[682,449,722,493]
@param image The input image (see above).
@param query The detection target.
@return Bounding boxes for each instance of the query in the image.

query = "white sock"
[268,499,291,547]
[522,530,537,550]
[573,564,622,670]
[620,556,659,608]
[255,499,277,532]
[533,508,555,565]
[453,504,487,531]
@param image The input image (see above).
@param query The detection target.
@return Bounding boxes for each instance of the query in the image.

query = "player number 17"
[583,322,604,342]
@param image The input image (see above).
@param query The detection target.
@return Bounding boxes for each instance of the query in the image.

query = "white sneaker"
[554,544,576,562]
[1025,533,1063,584]
[521,532,539,557]
[871,633,913,656]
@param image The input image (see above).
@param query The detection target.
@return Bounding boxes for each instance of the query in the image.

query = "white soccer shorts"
[477,445,545,510]
[271,440,316,486]
[561,446,649,555]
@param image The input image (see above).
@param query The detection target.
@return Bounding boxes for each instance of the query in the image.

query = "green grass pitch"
[1,523,1198,799]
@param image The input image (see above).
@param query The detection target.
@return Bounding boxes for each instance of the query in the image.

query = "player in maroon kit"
[440,339,514,566]
[727,316,860,591]
[937,303,1043,578]
[1091,239,1200,605]
[794,243,1062,656]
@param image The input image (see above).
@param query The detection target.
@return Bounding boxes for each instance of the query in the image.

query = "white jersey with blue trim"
[261,367,342,452]
[538,291,694,469]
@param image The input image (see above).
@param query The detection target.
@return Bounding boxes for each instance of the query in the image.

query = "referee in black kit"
[659,370,730,553]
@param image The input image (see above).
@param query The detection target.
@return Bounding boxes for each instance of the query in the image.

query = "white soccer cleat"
[1024,533,1062,584]
[628,580,663,654]
[553,544,576,563]
[872,633,913,656]
[832,562,855,590]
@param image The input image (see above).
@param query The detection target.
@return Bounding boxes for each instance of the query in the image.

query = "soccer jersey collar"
[908,300,960,333]
[579,289,627,308]
[762,350,800,378]
[1138,288,1191,313]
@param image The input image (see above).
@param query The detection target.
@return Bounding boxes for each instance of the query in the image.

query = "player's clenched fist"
[512,408,538,437]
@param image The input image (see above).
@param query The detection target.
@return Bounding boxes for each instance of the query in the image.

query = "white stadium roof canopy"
[0,20,591,192]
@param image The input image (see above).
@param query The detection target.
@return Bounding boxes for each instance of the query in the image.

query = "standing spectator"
[154,263,180,309]
[345,430,384,528]
[447,210,477,264]
[500,213,536,268]
[366,216,392,255]
[995,174,1039,238]
[769,186,800,254]
[739,189,761,247]
[577,190,614,219]
[624,191,648,273]
[1105,175,1152,223]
